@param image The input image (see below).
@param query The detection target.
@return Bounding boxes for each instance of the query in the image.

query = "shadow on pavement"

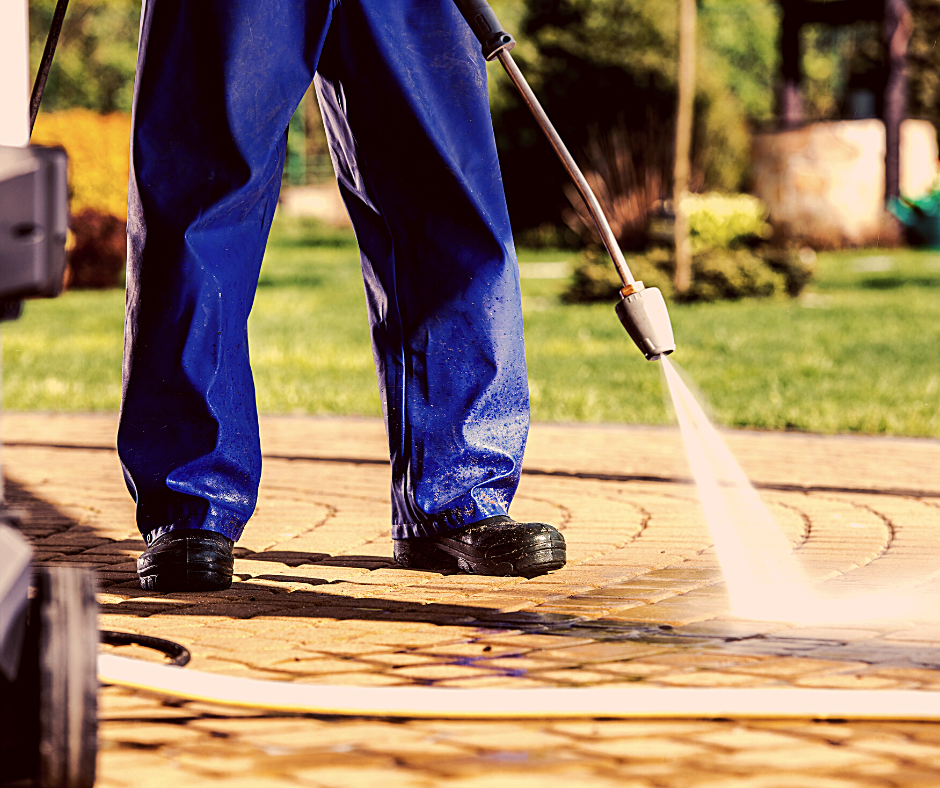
[10,469,940,673]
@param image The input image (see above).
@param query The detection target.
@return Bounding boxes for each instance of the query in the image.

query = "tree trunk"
[673,0,696,294]
[779,2,804,128]
[883,0,910,201]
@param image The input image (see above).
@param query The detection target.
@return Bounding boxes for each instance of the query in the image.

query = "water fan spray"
[451,4,937,625]
[452,0,676,361]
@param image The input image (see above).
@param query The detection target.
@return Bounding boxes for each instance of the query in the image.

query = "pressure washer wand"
[453,0,676,360]
[497,54,636,289]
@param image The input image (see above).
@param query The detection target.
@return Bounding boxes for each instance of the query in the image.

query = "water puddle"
[659,356,932,625]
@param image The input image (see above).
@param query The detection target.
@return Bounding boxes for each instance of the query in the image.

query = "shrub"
[562,122,675,251]
[31,110,130,289]
[67,209,126,289]
[564,192,814,303]
[560,148,767,257]
[760,246,817,297]
[565,243,813,304]
[564,246,673,303]
[31,109,130,220]
[682,192,771,252]
[515,222,581,250]
[677,247,784,301]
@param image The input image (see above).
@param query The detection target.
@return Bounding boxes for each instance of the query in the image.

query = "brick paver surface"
[7,412,940,786]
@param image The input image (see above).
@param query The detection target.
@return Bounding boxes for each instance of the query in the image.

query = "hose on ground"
[97,653,940,721]
[99,630,191,667]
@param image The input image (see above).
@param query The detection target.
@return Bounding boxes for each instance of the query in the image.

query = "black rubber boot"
[393,516,566,578]
[137,529,234,592]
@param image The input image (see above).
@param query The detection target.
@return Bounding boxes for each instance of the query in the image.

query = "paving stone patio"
[7,412,940,786]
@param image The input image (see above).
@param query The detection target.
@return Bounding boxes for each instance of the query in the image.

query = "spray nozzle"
[615,281,676,361]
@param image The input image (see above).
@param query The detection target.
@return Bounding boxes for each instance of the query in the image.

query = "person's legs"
[315,0,536,540]
[120,0,334,553]
[125,0,564,587]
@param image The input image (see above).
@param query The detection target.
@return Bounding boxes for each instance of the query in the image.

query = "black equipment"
[0,527,98,788]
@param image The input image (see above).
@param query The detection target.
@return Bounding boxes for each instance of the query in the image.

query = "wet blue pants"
[118,0,530,544]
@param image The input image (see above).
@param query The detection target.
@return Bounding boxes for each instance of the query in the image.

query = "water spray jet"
[453,0,676,362]
[458,0,937,633]
[660,355,940,626]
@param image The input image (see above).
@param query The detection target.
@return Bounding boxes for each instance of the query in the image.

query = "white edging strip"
[99,655,940,720]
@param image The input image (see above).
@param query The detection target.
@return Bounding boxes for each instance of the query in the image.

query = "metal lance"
[452,0,676,360]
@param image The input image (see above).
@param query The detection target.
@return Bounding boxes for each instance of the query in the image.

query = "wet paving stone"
[8,412,940,786]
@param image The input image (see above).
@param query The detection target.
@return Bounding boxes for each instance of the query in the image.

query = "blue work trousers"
[118,0,530,543]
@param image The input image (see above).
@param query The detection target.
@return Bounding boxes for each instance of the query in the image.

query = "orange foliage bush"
[31,109,130,220]
[31,110,130,288]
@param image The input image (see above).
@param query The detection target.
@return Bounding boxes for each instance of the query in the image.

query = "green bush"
[515,222,581,250]
[565,243,813,304]
[759,246,816,297]
[682,192,771,252]
[564,247,673,303]
[679,247,784,301]
[564,192,814,303]
[29,0,140,114]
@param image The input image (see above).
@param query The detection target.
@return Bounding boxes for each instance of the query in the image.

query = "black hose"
[29,0,71,136]
[99,631,191,667]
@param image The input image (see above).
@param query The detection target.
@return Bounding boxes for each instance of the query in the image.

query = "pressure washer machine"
[0,142,97,788]
[1,527,98,788]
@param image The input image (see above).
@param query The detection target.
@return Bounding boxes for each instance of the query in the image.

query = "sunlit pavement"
[9,411,940,787]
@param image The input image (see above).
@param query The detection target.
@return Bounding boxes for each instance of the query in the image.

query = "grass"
[3,288,125,411]
[5,214,940,437]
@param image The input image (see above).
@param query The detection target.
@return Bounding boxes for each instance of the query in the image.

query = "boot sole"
[395,528,566,578]
[137,540,234,592]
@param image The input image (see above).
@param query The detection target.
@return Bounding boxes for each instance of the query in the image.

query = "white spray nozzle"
[615,283,676,361]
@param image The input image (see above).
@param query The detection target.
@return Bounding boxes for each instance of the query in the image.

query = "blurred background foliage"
[30,109,130,220]
[564,192,813,304]
[26,0,940,262]
[16,0,940,432]
[908,0,940,138]
[797,0,940,134]
[29,0,140,114]
[28,0,139,288]
[489,0,778,236]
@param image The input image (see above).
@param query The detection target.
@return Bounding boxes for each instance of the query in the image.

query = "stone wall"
[752,119,938,248]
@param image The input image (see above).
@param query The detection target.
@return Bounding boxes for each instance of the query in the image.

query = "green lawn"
[5,214,940,436]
